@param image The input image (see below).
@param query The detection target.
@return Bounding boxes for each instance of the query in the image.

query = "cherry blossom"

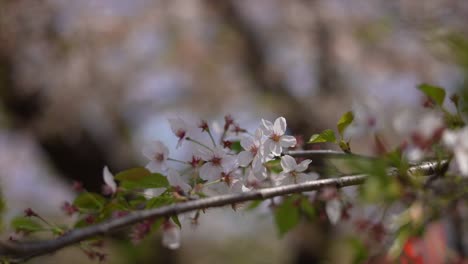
[197,146,237,181]
[168,117,189,148]
[261,117,296,156]
[443,127,468,177]
[167,169,191,194]
[162,220,181,249]
[142,140,169,172]
[238,128,264,170]
[103,166,117,194]
[276,155,316,185]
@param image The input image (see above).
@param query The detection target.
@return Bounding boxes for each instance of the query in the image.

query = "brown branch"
[0,158,448,263]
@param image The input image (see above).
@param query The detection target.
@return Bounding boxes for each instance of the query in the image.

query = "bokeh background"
[1,0,468,263]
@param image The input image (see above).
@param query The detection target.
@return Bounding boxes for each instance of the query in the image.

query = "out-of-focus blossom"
[443,127,468,176]
[276,155,316,185]
[261,117,296,156]
[103,166,117,194]
[325,198,342,225]
[162,220,181,250]
[168,117,189,148]
[142,140,170,172]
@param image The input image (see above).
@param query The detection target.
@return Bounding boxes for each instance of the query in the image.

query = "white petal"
[254,128,263,139]
[296,159,312,172]
[168,169,191,193]
[196,147,213,161]
[296,172,318,183]
[261,119,273,135]
[273,117,287,135]
[238,151,253,167]
[162,222,181,250]
[326,199,342,225]
[103,166,117,193]
[142,145,155,160]
[145,161,164,173]
[199,163,221,181]
[240,135,255,150]
[280,155,297,173]
[144,188,166,197]
[222,155,238,172]
[455,149,468,176]
[442,130,457,148]
[280,135,297,148]
[270,142,282,156]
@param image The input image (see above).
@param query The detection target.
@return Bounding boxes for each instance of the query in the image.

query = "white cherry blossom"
[198,146,237,181]
[142,140,169,173]
[162,220,180,249]
[103,166,117,194]
[168,117,189,148]
[167,169,191,194]
[276,155,316,185]
[261,117,296,156]
[238,128,264,170]
[443,127,468,177]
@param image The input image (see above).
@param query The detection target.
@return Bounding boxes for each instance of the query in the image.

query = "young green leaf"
[73,192,106,211]
[11,216,44,233]
[274,197,300,237]
[115,167,152,181]
[308,129,336,143]
[171,215,182,229]
[337,111,354,136]
[145,193,175,209]
[417,84,446,106]
[119,173,169,190]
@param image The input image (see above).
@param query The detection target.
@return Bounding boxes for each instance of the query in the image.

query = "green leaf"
[115,167,151,181]
[274,196,300,237]
[119,173,169,190]
[246,200,263,211]
[265,159,283,173]
[11,217,43,233]
[308,129,336,143]
[337,111,354,136]
[146,193,175,209]
[230,141,243,153]
[171,215,182,229]
[73,192,106,211]
[300,198,316,220]
[417,83,446,106]
[347,237,369,264]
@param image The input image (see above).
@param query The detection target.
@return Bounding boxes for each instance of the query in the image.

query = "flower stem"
[167,158,190,165]
[186,137,212,151]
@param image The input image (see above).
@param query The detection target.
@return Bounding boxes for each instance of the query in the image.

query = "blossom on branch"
[168,117,189,148]
[276,155,316,185]
[261,117,296,156]
[198,146,238,181]
[142,140,170,173]
[443,127,468,177]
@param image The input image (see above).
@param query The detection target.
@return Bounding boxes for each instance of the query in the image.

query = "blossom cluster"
[102,115,317,248]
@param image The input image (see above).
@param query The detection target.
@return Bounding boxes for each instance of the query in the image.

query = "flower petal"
[326,199,342,225]
[279,135,297,148]
[103,166,117,193]
[199,163,221,181]
[240,135,255,150]
[261,119,273,135]
[162,221,181,250]
[238,151,253,167]
[273,117,287,135]
[296,159,312,172]
[280,155,297,172]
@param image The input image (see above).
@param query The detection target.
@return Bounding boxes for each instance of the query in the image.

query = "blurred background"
[1,0,468,263]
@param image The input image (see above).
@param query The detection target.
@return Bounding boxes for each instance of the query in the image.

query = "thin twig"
[0,160,448,262]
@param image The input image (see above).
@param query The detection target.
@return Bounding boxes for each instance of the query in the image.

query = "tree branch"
[0,158,448,262]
